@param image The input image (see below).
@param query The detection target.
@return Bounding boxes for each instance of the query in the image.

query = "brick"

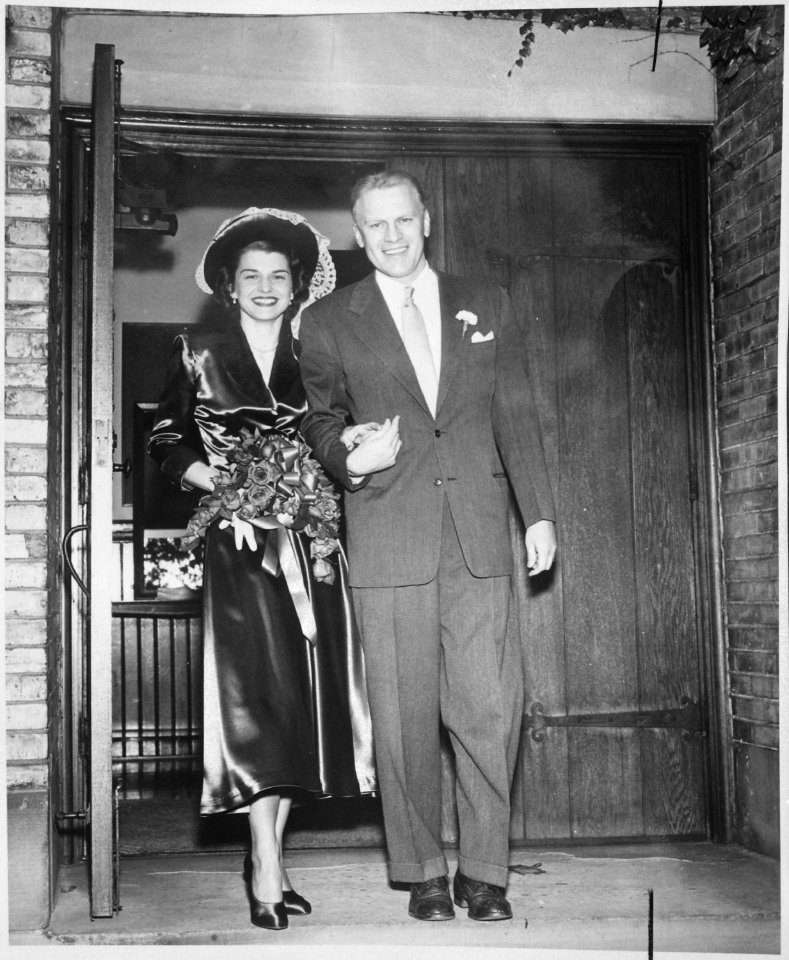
[5,474,48,501]
[721,487,777,515]
[732,718,778,750]
[5,138,50,163]
[720,414,777,448]
[5,304,49,328]
[725,506,778,533]
[5,764,48,789]
[6,702,48,730]
[4,419,48,445]
[5,387,48,418]
[6,274,49,303]
[720,461,778,493]
[726,601,779,627]
[5,193,49,218]
[23,532,49,559]
[5,535,29,560]
[730,695,778,724]
[727,626,777,651]
[725,556,779,582]
[5,332,48,358]
[7,6,53,28]
[6,28,52,57]
[716,367,775,404]
[4,363,47,389]
[720,440,776,471]
[7,58,52,85]
[5,445,48,472]
[6,675,46,701]
[5,643,47,671]
[729,650,778,675]
[5,219,49,246]
[6,732,48,761]
[5,503,47,531]
[5,110,51,140]
[730,672,779,699]
[4,83,51,111]
[4,619,48,646]
[6,247,49,274]
[6,163,49,192]
[726,579,778,603]
[717,349,770,383]
[724,532,777,559]
[715,321,778,362]
[4,562,47,590]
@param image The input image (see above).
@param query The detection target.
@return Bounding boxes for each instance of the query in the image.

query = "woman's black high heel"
[243,854,288,930]
[244,852,312,916]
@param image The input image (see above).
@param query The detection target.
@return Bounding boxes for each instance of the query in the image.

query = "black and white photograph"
[3,2,785,958]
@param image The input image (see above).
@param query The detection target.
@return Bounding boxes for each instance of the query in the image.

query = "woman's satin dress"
[149,318,376,814]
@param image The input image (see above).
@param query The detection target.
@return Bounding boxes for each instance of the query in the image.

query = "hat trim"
[195,207,336,336]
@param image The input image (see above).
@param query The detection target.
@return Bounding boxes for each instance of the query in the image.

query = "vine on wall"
[453,6,782,80]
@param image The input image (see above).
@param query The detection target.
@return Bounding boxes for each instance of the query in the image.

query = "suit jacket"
[299,269,555,589]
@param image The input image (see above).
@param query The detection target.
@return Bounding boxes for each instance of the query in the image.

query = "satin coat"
[298,270,556,589]
[148,318,376,811]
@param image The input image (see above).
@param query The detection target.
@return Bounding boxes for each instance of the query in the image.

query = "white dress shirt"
[376,264,442,377]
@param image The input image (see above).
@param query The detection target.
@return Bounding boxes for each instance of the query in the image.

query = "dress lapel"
[220,321,272,405]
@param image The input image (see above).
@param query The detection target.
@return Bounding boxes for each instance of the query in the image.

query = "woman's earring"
[230,293,238,303]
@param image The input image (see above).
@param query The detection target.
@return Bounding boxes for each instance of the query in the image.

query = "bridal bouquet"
[185,427,341,583]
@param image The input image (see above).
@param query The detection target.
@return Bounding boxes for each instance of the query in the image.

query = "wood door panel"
[444,157,509,283]
[641,729,707,836]
[621,158,682,248]
[556,258,640,715]
[552,158,623,247]
[519,730,572,839]
[626,261,699,708]
[569,728,644,838]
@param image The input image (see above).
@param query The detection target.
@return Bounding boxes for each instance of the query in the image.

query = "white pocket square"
[471,330,495,343]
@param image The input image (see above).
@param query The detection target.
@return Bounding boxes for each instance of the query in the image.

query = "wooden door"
[408,151,707,842]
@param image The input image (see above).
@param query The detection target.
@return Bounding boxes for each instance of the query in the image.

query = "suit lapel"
[436,272,468,415]
[350,274,431,414]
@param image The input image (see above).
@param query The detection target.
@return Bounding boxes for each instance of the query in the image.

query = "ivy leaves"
[700,6,781,80]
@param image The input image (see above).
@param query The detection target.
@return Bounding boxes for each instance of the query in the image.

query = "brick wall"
[709,7,782,857]
[5,3,56,930]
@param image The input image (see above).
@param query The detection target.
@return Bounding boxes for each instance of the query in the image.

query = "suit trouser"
[351,498,523,888]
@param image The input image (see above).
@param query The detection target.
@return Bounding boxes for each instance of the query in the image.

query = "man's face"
[353,183,430,285]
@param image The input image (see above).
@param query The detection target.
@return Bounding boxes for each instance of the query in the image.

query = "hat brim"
[200,213,320,293]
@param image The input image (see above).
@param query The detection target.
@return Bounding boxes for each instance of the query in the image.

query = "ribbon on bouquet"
[249,515,318,645]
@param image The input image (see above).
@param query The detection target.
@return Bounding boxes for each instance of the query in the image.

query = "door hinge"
[524,697,704,743]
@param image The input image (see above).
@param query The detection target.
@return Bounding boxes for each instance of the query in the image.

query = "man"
[298,170,556,922]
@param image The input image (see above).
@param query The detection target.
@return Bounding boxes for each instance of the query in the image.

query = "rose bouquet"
[185,427,341,584]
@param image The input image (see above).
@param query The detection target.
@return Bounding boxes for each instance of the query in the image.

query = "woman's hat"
[195,207,336,332]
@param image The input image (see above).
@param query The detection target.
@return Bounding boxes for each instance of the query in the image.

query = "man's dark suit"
[299,268,555,887]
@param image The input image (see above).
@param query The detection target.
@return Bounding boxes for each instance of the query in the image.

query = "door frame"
[54,109,731,858]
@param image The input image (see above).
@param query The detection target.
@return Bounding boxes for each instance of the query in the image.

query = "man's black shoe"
[453,870,513,921]
[408,875,455,920]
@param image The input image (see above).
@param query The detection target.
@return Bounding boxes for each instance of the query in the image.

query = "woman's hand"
[341,421,382,451]
[346,416,402,477]
[182,461,220,492]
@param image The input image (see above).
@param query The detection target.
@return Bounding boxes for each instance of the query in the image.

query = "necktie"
[401,286,438,415]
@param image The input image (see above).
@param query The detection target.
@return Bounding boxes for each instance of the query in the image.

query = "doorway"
[58,110,721,863]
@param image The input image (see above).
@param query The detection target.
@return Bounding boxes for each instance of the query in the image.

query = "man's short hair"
[350,169,427,221]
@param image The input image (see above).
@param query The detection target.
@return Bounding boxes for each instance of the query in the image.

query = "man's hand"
[525,519,557,576]
[219,514,258,552]
[341,421,382,451]
[346,415,402,477]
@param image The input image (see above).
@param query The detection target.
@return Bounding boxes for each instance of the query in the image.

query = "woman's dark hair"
[213,239,311,317]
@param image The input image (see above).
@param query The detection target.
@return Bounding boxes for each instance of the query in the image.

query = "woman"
[149,208,376,930]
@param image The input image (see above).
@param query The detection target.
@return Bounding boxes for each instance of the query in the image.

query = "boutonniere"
[456,310,478,339]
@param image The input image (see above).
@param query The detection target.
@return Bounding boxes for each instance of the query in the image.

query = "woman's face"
[231,248,293,323]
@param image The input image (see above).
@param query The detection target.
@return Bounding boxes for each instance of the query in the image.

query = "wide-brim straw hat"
[195,207,336,333]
